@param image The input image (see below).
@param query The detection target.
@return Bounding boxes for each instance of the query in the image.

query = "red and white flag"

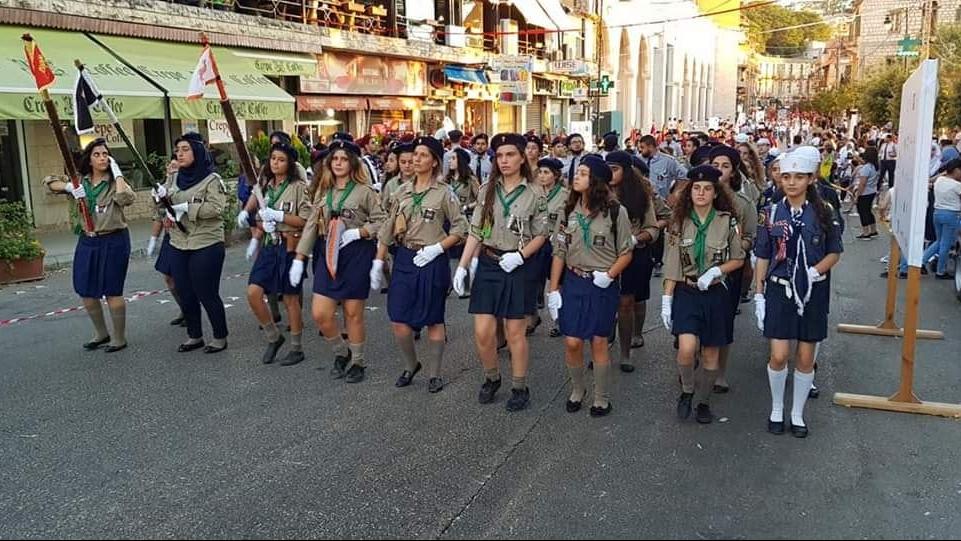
[187,46,216,100]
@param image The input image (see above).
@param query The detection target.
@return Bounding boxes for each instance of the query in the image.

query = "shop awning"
[512,0,574,31]
[539,0,579,31]
[0,26,164,120]
[297,95,368,111]
[368,97,422,111]
[93,34,295,121]
[228,49,319,77]
[443,66,489,85]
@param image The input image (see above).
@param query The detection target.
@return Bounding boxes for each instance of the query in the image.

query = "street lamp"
[883,14,893,33]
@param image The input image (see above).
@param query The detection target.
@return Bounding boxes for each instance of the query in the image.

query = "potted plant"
[0,201,45,284]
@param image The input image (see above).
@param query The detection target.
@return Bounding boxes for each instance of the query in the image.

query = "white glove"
[245,238,259,261]
[289,259,305,287]
[498,251,525,273]
[696,266,722,291]
[750,253,758,268]
[65,182,86,199]
[340,228,361,248]
[171,202,189,222]
[453,266,469,296]
[262,219,277,234]
[592,271,614,289]
[109,157,124,180]
[371,181,383,193]
[259,207,285,224]
[151,185,167,202]
[469,256,479,282]
[146,236,158,257]
[660,295,672,330]
[370,259,385,291]
[547,290,562,321]
[807,266,823,283]
[236,209,250,229]
[413,243,445,267]
[754,293,766,332]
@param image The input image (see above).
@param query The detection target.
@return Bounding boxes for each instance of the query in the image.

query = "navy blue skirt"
[558,269,620,339]
[311,238,375,300]
[73,229,130,299]
[388,246,450,330]
[154,233,174,276]
[468,253,532,319]
[249,242,302,296]
[671,283,731,347]
[448,242,465,261]
[619,245,654,301]
[764,278,830,342]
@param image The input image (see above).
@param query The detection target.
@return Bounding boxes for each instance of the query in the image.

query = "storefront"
[424,65,495,136]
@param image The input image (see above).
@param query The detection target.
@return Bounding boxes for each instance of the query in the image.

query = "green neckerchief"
[265,177,290,209]
[452,177,468,195]
[82,176,109,213]
[411,187,430,217]
[326,181,356,215]
[575,210,593,248]
[690,208,717,274]
[545,183,563,204]
[496,183,526,218]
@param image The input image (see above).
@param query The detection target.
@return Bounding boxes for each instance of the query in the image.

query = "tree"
[743,3,832,57]
[857,67,908,127]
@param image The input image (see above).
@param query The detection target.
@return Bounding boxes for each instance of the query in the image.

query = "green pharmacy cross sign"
[897,38,921,57]
[592,75,614,96]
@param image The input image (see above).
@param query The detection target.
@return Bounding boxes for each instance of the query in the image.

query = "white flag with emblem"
[187,46,216,100]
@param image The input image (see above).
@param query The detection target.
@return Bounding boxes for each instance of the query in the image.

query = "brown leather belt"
[481,246,508,261]
[566,265,593,279]
[84,229,122,238]
[403,242,425,252]
[677,279,724,291]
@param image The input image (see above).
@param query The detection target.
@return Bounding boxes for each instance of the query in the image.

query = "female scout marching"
[529,157,568,337]
[525,135,542,173]
[605,151,659,371]
[754,147,842,438]
[446,146,480,267]
[46,138,135,352]
[289,138,386,384]
[246,143,312,365]
[381,143,415,210]
[452,133,550,412]
[547,155,634,416]
[371,136,468,393]
[660,165,745,424]
[158,134,230,353]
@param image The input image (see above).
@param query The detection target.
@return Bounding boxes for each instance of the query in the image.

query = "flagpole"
[21,34,94,233]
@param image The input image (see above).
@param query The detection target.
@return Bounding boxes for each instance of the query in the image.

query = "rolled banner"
[326,216,345,279]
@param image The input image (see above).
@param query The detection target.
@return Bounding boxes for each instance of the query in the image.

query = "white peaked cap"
[734,133,750,143]
[781,146,820,174]
[757,138,771,146]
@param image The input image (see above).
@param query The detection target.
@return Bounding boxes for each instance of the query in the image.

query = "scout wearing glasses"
[290,136,386,384]
[44,138,135,353]
[547,155,634,417]
[452,133,551,412]
[660,165,745,425]
[528,157,568,337]
[754,146,842,438]
[371,136,468,393]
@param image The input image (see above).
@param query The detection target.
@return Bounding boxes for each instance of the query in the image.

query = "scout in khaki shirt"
[289,137,386,384]
[45,138,135,353]
[239,143,313,366]
[660,165,745,426]
[381,143,415,209]
[157,134,229,354]
[445,147,480,267]
[371,136,467,393]
[547,155,633,417]
[451,133,550,413]
[527,157,568,337]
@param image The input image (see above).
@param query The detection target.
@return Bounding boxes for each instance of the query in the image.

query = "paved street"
[2,218,961,539]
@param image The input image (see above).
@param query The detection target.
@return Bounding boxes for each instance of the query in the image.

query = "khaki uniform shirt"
[449,175,480,213]
[733,191,758,253]
[469,177,550,251]
[251,179,313,233]
[534,183,569,234]
[653,194,673,221]
[163,172,227,250]
[378,180,467,247]
[297,181,386,257]
[663,210,745,283]
[632,202,660,246]
[552,201,634,272]
[45,175,136,233]
[380,175,410,209]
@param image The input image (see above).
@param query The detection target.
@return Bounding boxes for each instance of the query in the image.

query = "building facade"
[853,0,960,76]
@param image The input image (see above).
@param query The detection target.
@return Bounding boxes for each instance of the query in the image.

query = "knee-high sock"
[792,370,815,427]
[109,303,127,346]
[262,322,281,343]
[768,366,788,423]
[290,331,303,352]
[678,364,695,394]
[592,362,611,408]
[426,338,445,378]
[84,300,109,341]
[618,310,633,363]
[693,368,718,406]
[349,342,365,368]
[397,332,418,371]
[567,364,586,402]
[325,335,349,357]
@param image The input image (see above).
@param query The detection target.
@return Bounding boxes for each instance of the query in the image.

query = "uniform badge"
[592,235,606,247]
[681,238,694,247]
[422,208,437,221]
[548,212,558,224]
[341,208,356,220]
[282,202,293,212]
[507,215,523,235]
[812,234,822,246]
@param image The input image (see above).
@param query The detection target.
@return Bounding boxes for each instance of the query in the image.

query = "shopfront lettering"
[10,57,67,79]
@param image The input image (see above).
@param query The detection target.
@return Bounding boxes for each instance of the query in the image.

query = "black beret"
[490,133,527,153]
[687,164,722,183]
[525,134,541,145]
[580,154,612,184]
[690,145,713,167]
[412,135,445,164]
[630,155,650,176]
[537,157,564,172]
[269,131,292,145]
[328,139,361,157]
[310,148,329,166]
[270,142,299,166]
[603,130,619,139]
[391,143,414,156]
[709,144,741,170]
[604,150,634,170]
[331,132,354,142]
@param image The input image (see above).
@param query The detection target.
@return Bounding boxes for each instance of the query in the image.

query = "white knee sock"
[792,370,815,427]
[767,365,788,423]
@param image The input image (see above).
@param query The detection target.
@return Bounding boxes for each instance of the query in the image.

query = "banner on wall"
[490,56,532,105]
[300,53,427,96]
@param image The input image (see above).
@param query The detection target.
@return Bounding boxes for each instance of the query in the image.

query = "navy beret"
[690,145,713,167]
[630,155,650,176]
[580,154,612,184]
[490,133,527,153]
[708,145,741,170]
[412,135,445,164]
[270,142,299,166]
[604,150,634,170]
[328,139,361,157]
[391,143,414,156]
[687,164,722,183]
[331,132,354,142]
[537,157,564,172]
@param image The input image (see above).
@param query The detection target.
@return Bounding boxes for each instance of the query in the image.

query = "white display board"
[892,60,938,267]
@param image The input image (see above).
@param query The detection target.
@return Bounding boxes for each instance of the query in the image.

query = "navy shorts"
[619,245,654,301]
[388,246,450,330]
[249,242,302,296]
[558,269,620,339]
[671,283,731,347]
[764,278,830,342]
[154,233,174,276]
[311,238,375,300]
[468,253,532,319]
[73,229,130,299]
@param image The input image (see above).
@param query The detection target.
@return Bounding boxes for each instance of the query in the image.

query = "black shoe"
[713,384,730,394]
[630,336,644,349]
[589,402,613,417]
[935,273,953,280]
[203,342,227,354]
[330,351,352,378]
[505,387,530,412]
[262,335,286,364]
[395,363,422,387]
[478,378,502,404]
[790,422,809,438]
[808,384,820,399]
[868,231,879,237]
[676,392,693,419]
[414,330,421,341]
[879,271,908,279]
[695,403,713,424]
[83,336,111,350]
[525,316,542,336]
[587,361,593,370]
[345,364,366,383]
[920,266,929,275]
[178,340,205,353]
[619,362,635,373]
[428,377,444,393]
[279,349,305,366]
[768,419,785,435]
[548,327,561,338]
[169,315,185,326]
[104,343,127,353]
[566,398,583,413]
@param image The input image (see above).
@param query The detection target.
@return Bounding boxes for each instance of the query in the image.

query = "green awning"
[0,25,164,120]
[93,35,296,121]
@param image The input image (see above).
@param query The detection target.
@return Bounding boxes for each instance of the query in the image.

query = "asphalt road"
[2,221,960,539]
